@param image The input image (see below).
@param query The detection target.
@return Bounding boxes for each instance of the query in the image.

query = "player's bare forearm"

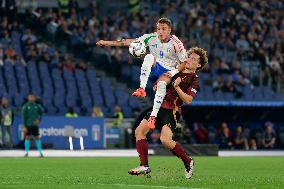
[166,62,185,78]
[174,86,193,105]
[269,138,276,146]
[96,39,135,47]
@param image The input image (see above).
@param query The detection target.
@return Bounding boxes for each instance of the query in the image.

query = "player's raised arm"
[173,77,194,105]
[96,39,135,47]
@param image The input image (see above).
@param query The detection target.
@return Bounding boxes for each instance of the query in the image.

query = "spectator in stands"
[149,129,161,147]
[212,74,223,92]
[269,57,282,91]
[0,16,8,32]
[4,43,17,60]
[91,106,104,117]
[41,51,51,64]
[262,122,276,149]
[233,125,249,150]
[63,53,76,73]
[248,128,258,150]
[26,49,38,62]
[77,60,88,72]
[222,75,236,94]
[65,107,78,117]
[112,105,124,128]
[21,28,37,43]
[194,122,208,144]
[236,34,250,51]
[0,98,14,148]
[208,125,217,144]
[51,50,60,68]
[182,127,196,144]
[218,122,233,149]
[0,43,3,65]
[15,54,26,65]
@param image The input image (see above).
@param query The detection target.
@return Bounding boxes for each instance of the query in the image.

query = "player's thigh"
[26,127,33,138]
[135,119,150,137]
[160,124,174,142]
[158,75,171,84]
[150,63,168,81]
[31,126,40,138]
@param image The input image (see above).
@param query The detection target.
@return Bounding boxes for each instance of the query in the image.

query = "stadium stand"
[0,15,142,117]
[28,0,283,103]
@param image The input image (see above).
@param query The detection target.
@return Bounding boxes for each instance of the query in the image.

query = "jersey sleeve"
[186,75,199,97]
[137,33,156,46]
[172,35,187,62]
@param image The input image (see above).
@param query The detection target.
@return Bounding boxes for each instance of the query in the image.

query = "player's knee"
[160,136,170,145]
[157,80,167,88]
[144,54,155,64]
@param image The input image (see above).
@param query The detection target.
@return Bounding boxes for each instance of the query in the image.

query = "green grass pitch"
[0,156,283,189]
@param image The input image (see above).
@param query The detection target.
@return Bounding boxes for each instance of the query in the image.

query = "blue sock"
[35,140,43,154]
[24,140,30,153]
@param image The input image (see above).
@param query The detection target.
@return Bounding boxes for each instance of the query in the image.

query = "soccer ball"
[129,40,146,58]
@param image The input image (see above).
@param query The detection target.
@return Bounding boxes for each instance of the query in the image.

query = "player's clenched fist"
[173,77,181,88]
[96,40,106,46]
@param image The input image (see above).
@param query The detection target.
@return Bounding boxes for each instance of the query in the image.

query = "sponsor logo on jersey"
[191,88,197,93]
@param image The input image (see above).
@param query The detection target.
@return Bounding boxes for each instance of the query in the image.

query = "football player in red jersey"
[128,47,208,179]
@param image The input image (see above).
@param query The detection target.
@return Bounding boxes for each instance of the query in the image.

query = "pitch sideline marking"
[97,183,210,189]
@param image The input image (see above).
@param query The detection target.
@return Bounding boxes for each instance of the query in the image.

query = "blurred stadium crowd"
[0,0,283,149]
[150,120,283,150]
[35,0,284,101]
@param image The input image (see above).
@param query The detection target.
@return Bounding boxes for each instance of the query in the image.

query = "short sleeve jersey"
[161,72,199,110]
[137,33,187,70]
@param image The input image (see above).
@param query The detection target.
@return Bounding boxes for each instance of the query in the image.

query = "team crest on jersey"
[181,76,188,82]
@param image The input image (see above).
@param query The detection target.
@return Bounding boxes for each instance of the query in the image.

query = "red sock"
[171,143,191,166]
[136,139,148,166]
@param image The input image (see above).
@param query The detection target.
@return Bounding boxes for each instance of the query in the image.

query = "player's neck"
[160,36,171,43]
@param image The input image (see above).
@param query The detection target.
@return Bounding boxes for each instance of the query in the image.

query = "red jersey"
[161,72,199,110]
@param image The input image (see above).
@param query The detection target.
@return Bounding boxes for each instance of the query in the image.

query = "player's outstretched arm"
[173,77,193,105]
[165,62,186,78]
[96,39,135,47]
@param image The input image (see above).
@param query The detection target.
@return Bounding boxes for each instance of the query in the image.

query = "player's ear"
[197,63,201,70]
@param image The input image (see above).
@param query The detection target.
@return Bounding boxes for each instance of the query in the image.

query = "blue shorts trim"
[148,63,170,83]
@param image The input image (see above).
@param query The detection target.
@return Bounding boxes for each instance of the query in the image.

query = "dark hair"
[157,17,172,28]
[188,47,208,71]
